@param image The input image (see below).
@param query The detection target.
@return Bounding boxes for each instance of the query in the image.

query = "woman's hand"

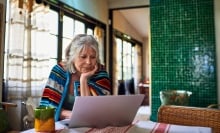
[80,64,98,96]
[60,109,72,120]
[81,64,98,79]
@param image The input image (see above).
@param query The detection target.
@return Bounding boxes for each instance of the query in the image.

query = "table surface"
[21,120,212,133]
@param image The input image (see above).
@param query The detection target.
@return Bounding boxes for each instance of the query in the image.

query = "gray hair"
[65,34,100,73]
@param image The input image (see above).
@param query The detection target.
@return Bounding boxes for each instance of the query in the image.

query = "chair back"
[158,105,220,133]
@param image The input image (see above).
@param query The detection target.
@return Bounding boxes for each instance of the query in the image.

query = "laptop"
[65,94,144,128]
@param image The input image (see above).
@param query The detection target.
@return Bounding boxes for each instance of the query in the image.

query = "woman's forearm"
[80,77,90,96]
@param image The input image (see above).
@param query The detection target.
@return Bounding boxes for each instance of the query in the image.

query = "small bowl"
[160,90,192,106]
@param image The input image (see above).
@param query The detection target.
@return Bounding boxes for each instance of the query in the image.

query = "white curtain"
[4,0,51,130]
[5,0,50,103]
[112,35,119,95]
[134,44,142,93]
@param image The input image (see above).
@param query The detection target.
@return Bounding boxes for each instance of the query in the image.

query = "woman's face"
[74,46,97,73]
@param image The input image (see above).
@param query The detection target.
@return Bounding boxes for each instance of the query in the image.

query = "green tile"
[150,0,216,121]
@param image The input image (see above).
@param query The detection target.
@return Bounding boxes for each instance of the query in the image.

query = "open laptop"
[64,94,144,128]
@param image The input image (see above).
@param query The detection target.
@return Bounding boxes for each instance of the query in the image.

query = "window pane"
[87,28,93,35]
[116,38,122,80]
[62,38,72,60]
[123,41,132,80]
[123,41,131,66]
[74,20,85,34]
[63,15,74,38]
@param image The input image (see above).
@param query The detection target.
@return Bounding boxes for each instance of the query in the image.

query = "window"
[114,30,143,94]
[116,38,134,80]
[49,4,106,63]
[4,0,106,100]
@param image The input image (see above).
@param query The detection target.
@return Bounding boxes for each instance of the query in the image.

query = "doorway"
[108,6,150,95]
[108,5,151,119]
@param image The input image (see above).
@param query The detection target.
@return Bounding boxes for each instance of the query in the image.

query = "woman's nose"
[86,58,91,64]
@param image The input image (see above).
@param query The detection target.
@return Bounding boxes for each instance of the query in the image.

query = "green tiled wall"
[150,0,217,121]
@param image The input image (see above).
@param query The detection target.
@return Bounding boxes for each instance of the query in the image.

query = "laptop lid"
[68,94,145,128]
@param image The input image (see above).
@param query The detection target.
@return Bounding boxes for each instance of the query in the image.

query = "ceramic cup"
[34,106,55,132]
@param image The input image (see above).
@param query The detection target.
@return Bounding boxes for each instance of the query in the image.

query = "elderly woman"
[40,34,111,121]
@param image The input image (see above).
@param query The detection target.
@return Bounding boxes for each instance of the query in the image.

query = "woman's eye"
[91,56,96,59]
[80,56,86,59]
[79,55,96,59]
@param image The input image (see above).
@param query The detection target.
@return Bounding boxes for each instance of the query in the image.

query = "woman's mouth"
[80,67,93,72]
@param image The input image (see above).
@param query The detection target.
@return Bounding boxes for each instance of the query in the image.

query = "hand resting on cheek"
[80,64,98,79]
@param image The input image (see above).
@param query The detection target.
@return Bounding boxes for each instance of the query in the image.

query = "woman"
[39,34,111,121]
